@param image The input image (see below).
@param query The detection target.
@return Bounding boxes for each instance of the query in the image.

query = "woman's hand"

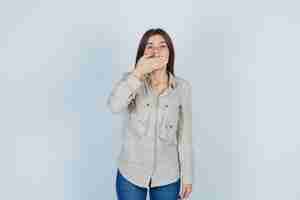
[134,53,168,79]
[180,184,192,199]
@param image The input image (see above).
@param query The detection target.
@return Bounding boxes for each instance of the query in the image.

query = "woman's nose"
[153,48,160,56]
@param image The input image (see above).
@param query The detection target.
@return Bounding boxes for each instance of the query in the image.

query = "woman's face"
[144,34,169,62]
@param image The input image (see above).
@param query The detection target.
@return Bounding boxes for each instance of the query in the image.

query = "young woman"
[107,28,193,200]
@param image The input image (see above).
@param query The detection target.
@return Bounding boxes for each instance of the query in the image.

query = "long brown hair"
[134,28,175,75]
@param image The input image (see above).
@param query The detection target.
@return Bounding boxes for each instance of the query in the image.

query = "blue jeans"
[116,169,181,200]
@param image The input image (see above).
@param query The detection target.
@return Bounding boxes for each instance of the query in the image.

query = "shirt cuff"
[181,174,193,185]
[126,72,143,92]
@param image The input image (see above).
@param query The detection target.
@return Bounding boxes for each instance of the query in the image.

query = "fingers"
[151,57,168,69]
[180,185,192,199]
[180,188,187,199]
[139,54,168,74]
[143,52,154,58]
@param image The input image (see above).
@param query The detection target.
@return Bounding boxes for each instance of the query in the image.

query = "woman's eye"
[147,46,153,49]
[160,45,167,48]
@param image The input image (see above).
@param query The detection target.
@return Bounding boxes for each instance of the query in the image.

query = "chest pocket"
[128,98,152,138]
[158,97,181,145]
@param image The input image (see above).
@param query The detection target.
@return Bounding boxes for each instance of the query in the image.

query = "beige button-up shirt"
[107,70,193,188]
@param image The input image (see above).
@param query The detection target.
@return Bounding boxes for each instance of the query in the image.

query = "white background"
[1,0,299,199]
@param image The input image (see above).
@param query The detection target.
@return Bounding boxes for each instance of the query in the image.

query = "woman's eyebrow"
[146,41,166,45]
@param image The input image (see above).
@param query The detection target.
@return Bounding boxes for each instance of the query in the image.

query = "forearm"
[107,70,143,113]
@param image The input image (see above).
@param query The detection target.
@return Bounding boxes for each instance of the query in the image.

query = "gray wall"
[1,0,299,199]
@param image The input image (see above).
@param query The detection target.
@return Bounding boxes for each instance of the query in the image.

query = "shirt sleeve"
[107,71,143,114]
[178,80,194,185]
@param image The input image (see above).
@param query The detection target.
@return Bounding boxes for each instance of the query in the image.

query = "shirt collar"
[145,71,176,90]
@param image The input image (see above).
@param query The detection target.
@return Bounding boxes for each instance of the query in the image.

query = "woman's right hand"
[133,54,168,79]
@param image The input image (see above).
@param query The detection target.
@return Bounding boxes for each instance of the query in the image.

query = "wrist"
[132,69,144,80]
